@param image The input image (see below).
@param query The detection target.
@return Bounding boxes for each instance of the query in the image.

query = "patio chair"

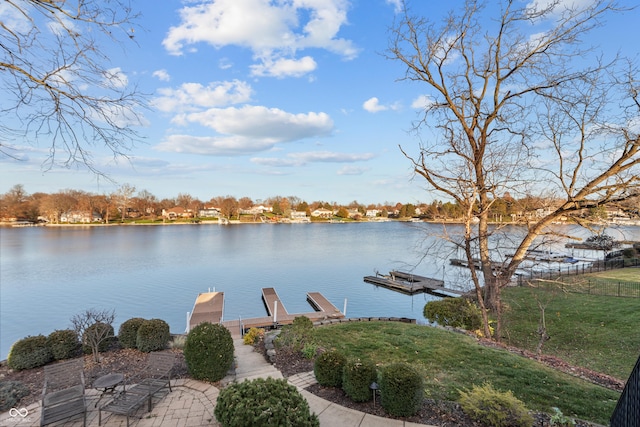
[99,352,176,426]
[40,359,87,427]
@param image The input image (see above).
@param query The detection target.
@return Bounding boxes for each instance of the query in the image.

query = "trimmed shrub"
[314,349,346,387]
[82,322,115,354]
[275,315,314,351]
[459,383,534,427]
[0,380,30,411]
[118,317,146,349]
[47,329,79,360]
[423,297,482,330]
[184,322,234,382]
[342,358,378,402]
[214,377,319,427]
[136,319,170,352]
[7,335,53,371]
[379,363,424,417]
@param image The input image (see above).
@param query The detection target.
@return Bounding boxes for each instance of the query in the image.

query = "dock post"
[185,312,190,333]
[343,298,348,317]
[273,301,278,323]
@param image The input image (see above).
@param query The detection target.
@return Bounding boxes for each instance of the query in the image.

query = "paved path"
[0,340,434,426]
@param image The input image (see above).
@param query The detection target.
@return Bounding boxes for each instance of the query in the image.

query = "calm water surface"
[1,222,638,359]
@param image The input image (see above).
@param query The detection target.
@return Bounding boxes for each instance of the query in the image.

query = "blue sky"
[1,0,638,205]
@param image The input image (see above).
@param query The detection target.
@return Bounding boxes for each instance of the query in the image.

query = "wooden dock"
[188,288,345,338]
[363,271,464,297]
[187,291,224,331]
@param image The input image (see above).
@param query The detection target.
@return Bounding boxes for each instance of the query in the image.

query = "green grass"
[502,286,640,380]
[586,267,640,281]
[312,321,619,425]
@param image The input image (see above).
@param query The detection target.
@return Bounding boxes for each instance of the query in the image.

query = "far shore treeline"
[2,183,639,225]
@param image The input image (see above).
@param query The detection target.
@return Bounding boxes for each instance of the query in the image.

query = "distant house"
[199,206,221,218]
[311,208,333,218]
[290,211,310,222]
[240,205,272,215]
[60,211,103,223]
[161,207,193,219]
[366,209,380,218]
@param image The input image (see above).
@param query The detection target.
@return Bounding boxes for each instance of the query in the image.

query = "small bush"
[169,335,187,350]
[47,329,79,360]
[423,297,483,330]
[136,319,170,352]
[314,349,346,387]
[7,335,53,371]
[184,322,234,382]
[302,342,318,359]
[459,383,534,427]
[0,380,30,411]
[379,363,424,417]
[275,315,314,351]
[82,322,114,354]
[342,358,378,402]
[214,377,319,427]
[118,317,146,349]
[243,327,265,345]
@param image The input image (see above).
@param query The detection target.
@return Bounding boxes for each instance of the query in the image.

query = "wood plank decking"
[189,288,345,338]
[363,270,464,297]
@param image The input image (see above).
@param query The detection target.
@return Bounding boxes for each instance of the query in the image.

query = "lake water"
[1,221,638,359]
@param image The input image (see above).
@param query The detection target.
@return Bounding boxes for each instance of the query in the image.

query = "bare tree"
[1,0,146,174]
[70,308,115,363]
[390,0,640,339]
[113,183,135,222]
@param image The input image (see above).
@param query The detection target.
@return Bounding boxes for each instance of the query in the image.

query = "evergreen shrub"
[118,317,146,349]
[342,358,378,402]
[47,329,79,360]
[243,327,265,345]
[423,297,482,330]
[7,335,53,371]
[275,315,314,351]
[313,349,346,387]
[459,383,534,427]
[379,363,424,417]
[0,380,30,411]
[214,377,319,427]
[136,319,170,352]
[184,322,234,382]
[82,322,115,354]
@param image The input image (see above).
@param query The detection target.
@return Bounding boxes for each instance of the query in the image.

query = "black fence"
[517,258,640,298]
[610,352,640,427]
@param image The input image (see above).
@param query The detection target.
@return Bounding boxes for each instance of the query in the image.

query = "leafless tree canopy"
[0,0,146,174]
[389,0,640,338]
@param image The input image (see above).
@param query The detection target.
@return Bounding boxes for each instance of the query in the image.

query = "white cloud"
[153,80,253,112]
[526,0,594,15]
[250,56,317,78]
[162,0,358,77]
[152,69,171,81]
[155,134,277,156]
[363,97,387,113]
[179,105,333,142]
[411,95,434,109]
[337,165,369,175]
[385,0,403,14]
[104,67,128,89]
[0,2,30,33]
[251,151,375,167]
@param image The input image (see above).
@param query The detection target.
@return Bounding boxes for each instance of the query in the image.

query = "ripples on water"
[1,222,638,359]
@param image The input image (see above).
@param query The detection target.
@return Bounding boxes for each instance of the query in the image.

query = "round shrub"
[379,363,424,417]
[275,315,314,351]
[118,317,146,349]
[0,380,30,411]
[313,349,346,387]
[184,322,234,382]
[342,358,378,402]
[459,383,534,427]
[82,322,115,354]
[136,319,170,352]
[214,377,319,427]
[47,329,79,360]
[7,335,53,371]
[423,297,482,330]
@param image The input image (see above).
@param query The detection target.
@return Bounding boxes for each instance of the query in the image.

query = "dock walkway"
[363,271,464,297]
[187,291,224,331]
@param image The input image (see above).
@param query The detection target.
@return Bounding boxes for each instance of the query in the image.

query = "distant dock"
[187,287,345,338]
[363,271,464,297]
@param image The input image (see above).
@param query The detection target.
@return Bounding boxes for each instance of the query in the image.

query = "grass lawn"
[312,321,619,425]
[501,285,640,380]
[586,267,640,281]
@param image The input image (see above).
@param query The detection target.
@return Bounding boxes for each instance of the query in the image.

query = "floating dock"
[363,271,464,297]
[188,288,345,338]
